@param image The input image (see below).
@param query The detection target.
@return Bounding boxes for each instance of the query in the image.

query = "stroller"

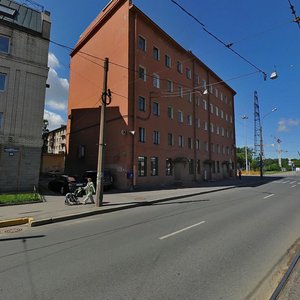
[65,187,84,205]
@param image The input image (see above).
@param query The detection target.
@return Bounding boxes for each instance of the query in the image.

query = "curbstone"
[0,217,33,228]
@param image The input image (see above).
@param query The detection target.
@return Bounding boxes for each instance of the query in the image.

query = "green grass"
[0,193,42,205]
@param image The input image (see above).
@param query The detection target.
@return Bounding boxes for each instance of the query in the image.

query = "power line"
[287,0,300,31]
[170,0,268,80]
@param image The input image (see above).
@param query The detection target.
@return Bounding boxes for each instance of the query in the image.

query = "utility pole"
[95,58,109,207]
[259,125,263,178]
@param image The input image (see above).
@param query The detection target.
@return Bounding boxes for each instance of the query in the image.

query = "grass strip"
[0,193,42,205]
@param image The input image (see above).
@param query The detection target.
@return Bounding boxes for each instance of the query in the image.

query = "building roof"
[0,0,44,33]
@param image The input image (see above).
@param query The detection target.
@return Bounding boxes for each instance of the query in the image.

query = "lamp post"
[241,115,248,174]
[259,107,277,178]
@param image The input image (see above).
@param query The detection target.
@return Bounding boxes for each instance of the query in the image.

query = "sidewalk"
[0,175,263,228]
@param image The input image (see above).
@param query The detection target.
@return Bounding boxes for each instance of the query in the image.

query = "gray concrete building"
[0,0,51,192]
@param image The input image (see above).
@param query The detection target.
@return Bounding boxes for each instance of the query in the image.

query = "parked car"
[82,170,113,189]
[48,175,84,195]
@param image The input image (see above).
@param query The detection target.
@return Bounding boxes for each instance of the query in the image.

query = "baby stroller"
[65,187,84,205]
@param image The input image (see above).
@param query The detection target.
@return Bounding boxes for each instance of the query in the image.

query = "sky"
[28,0,300,159]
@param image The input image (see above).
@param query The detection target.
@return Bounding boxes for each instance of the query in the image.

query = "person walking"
[238,169,242,180]
[83,177,95,204]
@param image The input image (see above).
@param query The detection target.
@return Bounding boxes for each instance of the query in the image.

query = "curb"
[30,186,235,227]
[0,217,33,228]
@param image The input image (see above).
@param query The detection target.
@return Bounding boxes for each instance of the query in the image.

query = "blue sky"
[32,0,300,159]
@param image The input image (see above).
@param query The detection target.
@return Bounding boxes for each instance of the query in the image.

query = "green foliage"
[0,193,41,205]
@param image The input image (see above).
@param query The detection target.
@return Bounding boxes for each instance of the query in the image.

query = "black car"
[82,170,113,189]
[48,175,84,195]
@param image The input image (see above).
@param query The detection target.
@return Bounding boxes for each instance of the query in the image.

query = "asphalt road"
[1,175,300,300]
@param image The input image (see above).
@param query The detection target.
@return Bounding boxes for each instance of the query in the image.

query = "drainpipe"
[206,69,212,180]
[192,57,197,181]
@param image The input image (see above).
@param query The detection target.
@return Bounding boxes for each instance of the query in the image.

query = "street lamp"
[259,107,277,178]
[241,115,249,174]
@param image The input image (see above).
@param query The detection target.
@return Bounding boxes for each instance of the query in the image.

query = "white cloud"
[277,118,300,132]
[44,110,66,131]
[44,52,69,130]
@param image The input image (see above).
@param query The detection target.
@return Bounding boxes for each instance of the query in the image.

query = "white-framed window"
[178,135,184,147]
[216,126,220,135]
[188,137,193,149]
[187,115,192,126]
[139,127,146,143]
[178,110,183,123]
[209,85,213,94]
[177,61,183,73]
[221,110,224,119]
[168,133,174,146]
[210,103,214,114]
[204,121,208,131]
[215,88,218,98]
[0,73,7,91]
[203,99,207,110]
[195,95,200,106]
[178,86,183,98]
[138,36,146,51]
[186,68,192,79]
[202,79,207,89]
[225,95,228,104]
[194,74,200,86]
[220,92,223,101]
[210,123,214,133]
[167,106,173,119]
[230,115,233,123]
[196,139,200,150]
[165,54,171,68]
[152,102,160,116]
[0,35,10,54]
[196,118,201,128]
[226,113,229,122]
[187,91,192,102]
[211,143,215,153]
[221,127,225,136]
[215,106,219,116]
[167,80,173,92]
[153,73,160,88]
[138,66,146,81]
[138,96,146,112]
[153,46,160,60]
[217,144,220,153]
[153,130,160,145]
[205,142,209,152]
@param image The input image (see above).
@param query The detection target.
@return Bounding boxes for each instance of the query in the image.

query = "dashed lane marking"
[263,194,274,199]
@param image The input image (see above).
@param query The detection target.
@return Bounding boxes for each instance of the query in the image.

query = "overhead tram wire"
[170,0,268,80]
[287,0,300,31]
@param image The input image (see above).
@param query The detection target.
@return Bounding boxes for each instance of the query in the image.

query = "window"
[216,126,220,135]
[139,66,146,81]
[138,36,146,51]
[230,115,233,123]
[0,35,9,53]
[215,106,219,116]
[153,102,160,116]
[178,110,183,123]
[210,103,214,114]
[196,139,200,150]
[187,115,192,126]
[210,123,214,133]
[0,112,3,129]
[186,68,191,79]
[138,96,146,112]
[197,160,201,174]
[187,91,192,102]
[138,156,147,176]
[212,160,216,173]
[188,137,193,149]
[178,135,184,147]
[153,73,160,88]
[167,106,173,119]
[153,130,160,145]
[166,158,173,176]
[217,161,220,173]
[217,144,220,153]
[177,61,183,73]
[211,143,215,153]
[204,121,208,131]
[203,99,207,110]
[205,142,209,152]
[178,86,183,98]
[196,95,200,106]
[139,127,146,143]
[189,159,194,174]
[167,133,174,146]
[221,110,224,119]
[167,80,173,92]
[194,74,200,86]
[221,127,225,136]
[0,73,6,91]
[202,79,207,89]
[165,54,171,68]
[215,88,218,98]
[226,113,229,122]
[151,157,158,176]
[196,118,201,128]
[220,92,223,101]
[153,46,160,60]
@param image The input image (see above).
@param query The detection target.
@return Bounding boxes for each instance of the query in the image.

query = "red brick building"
[66,0,236,190]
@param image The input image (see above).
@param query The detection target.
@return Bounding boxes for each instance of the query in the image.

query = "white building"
[0,0,51,191]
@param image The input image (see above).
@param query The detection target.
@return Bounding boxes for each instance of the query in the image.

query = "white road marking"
[290,181,296,184]
[159,221,206,240]
[291,185,297,188]
[263,194,274,199]
[282,181,290,184]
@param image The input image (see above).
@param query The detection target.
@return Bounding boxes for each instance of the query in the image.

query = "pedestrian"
[238,169,242,180]
[83,177,95,204]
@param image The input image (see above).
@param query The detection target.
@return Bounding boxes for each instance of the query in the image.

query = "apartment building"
[66,0,236,190]
[0,0,50,191]
[46,125,67,154]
